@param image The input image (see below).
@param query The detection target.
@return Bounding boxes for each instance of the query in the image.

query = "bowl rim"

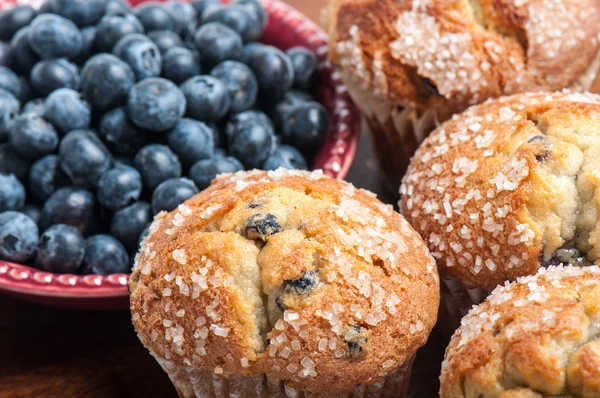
[0,0,361,303]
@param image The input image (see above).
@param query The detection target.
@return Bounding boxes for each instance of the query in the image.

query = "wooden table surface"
[0,2,448,397]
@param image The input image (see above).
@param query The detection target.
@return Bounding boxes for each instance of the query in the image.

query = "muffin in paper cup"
[400,91,600,334]
[323,0,600,191]
[440,265,600,398]
[130,169,439,397]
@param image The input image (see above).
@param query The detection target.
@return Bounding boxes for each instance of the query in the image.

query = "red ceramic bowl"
[0,0,360,310]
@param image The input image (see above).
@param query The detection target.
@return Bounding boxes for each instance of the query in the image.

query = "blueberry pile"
[0,0,328,275]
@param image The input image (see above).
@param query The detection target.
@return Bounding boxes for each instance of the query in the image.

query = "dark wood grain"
[0,2,447,397]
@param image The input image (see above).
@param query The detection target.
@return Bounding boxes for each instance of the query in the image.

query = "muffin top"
[324,0,600,116]
[400,91,600,290]
[129,169,439,395]
[440,265,600,398]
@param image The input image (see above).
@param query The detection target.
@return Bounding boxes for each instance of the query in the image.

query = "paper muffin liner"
[152,353,415,398]
[437,273,490,337]
[343,82,440,194]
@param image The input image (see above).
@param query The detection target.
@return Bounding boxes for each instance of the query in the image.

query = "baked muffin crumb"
[130,169,439,395]
[401,91,600,289]
[441,265,600,398]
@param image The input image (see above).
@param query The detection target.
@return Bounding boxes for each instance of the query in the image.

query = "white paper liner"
[438,273,489,337]
[344,82,439,192]
[152,353,415,398]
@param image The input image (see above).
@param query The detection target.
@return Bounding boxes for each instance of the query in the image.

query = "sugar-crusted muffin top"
[129,169,439,395]
[440,265,600,398]
[400,91,600,290]
[324,0,600,115]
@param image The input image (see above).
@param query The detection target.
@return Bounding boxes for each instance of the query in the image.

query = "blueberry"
[0,6,36,41]
[110,201,151,250]
[282,102,328,155]
[59,129,113,189]
[211,61,258,113]
[20,205,41,226]
[264,145,308,170]
[0,173,25,212]
[286,47,317,90]
[28,14,83,59]
[9,27,39,76]
[248,45,294,105]
[0,143,31,182]
[0,42,12,67]
[234,0,267,29]
[73,26,97,64]
[151,177,198,214]
[114,155,134,167]
[134,144,181,190]
[97,165,142,211]
[47,0,107,27]
[134,3,177,33]
[194,22,243,70]
[40,187,96,234]
[225,110,273,140]
[270,90,314,130]
[112,34,161,81]
[44,88,91,134]
[18,76,32,103]
[81,234,129,275]
[213,148,227,158]
[29,155,71,202]
[127,77,186,132]
[95,12,144,53]
[38,1,55,14]
[147,30,183,54]
[243,213,281,241]
[345,326,368,360]
[284,90,315,103]
[21,100,43,118]
[190,0,221,17]
[30,59,80,96]
[164,2,198,37]
[167,118,214,168]
[162,47,201,85]
[227,113,275,168]
[0,66,21,98]
[202,5,261,43]
[99,107,148,155]
[284,270,318,295]
[189,156,243,190]
[35,224,85,274]
[0,211,39,263]
[180,75,230,122]
[9,114,59,160]
[211,123,222,148]
[81,53,135,112]
[242,42,266,64]
[102,1,125,14]
[0,89,20,142]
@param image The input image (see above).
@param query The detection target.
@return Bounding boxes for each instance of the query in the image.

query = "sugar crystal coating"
[441,265,600,398]
[130,169,439,395]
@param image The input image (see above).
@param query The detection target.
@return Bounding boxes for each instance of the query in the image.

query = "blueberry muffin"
[129,169,439,397]
[323,0,600,190]
[440,265,600,398]
[400,91,600,330]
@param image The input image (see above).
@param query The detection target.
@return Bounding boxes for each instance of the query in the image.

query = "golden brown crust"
[324,0,600,115]
[400,91,600,290]
[440,265,600,398]
[130,169,439,395]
